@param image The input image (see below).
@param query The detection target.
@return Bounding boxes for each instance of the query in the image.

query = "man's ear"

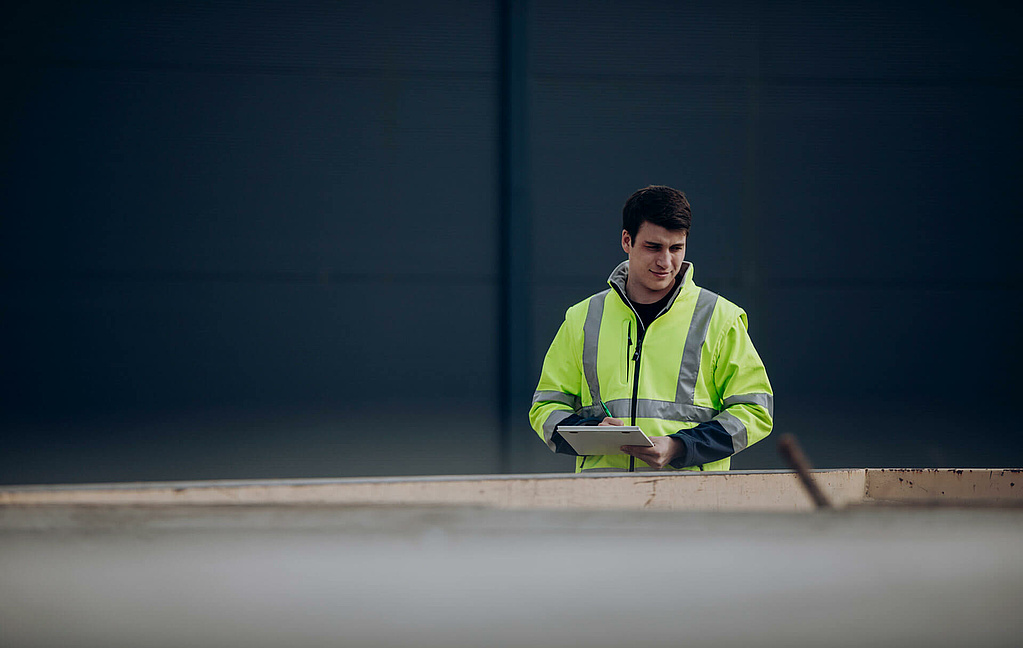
[621,229,632,254]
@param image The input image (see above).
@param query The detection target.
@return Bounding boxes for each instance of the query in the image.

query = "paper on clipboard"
[556,426,653,455]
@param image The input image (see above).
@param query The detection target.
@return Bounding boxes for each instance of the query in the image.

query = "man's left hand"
[621,436,684,469]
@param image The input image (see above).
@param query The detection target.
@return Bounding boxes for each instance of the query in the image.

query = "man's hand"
[598,417,625,426]
[621,436,684,469]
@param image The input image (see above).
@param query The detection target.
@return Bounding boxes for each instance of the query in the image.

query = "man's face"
[621,221,688,304]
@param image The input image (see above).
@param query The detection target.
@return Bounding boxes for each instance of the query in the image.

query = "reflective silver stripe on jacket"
[582,290,608,406]
[602,398,717,423]
[675,288,719,405]
[532,390,578,408]
[716,411,748,453]
[723,392,774,418]
[533,389,582,449]
[541,410,573,448]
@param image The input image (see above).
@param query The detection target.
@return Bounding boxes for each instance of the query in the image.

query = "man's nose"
[657,251,671,267]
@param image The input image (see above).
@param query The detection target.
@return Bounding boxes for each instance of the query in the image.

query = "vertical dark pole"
[741,7,763,319]
[498,0,530,474]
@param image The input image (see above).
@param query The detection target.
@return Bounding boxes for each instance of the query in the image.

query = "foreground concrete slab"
[2,504,1021,648]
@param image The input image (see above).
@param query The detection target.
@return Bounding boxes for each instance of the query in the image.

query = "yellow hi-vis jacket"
[529,260,773,472]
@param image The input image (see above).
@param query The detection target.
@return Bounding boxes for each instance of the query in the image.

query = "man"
[528,185,773,472]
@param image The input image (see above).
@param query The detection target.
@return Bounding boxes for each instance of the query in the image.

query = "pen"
[599,399,612,419]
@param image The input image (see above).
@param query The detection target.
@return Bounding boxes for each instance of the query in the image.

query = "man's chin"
[639,280,672,297]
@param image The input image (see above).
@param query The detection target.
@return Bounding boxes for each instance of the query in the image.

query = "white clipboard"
[557,426,653,455]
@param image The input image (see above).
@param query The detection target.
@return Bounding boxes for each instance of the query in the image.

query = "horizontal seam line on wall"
[0,58,495,80]
[531,72,1023,89]
[0,271,497,286]
[531,276,1022,291]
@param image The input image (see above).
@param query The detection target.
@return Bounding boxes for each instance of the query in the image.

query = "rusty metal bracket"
[778,433,832,509]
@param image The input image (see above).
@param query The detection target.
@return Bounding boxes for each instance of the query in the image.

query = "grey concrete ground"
[2,504,1021,647]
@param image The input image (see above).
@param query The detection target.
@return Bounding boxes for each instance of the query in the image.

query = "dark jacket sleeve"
[550,413,603,456]
[667,421,736,468]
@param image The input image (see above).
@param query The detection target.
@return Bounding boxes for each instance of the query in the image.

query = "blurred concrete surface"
[2,504,1020,647]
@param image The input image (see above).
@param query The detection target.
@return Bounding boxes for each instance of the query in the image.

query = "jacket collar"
[607,260,694,313]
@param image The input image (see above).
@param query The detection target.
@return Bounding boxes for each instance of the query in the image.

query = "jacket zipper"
[631,333,644,426]
[610,282,646,473]
[629,331,644,472]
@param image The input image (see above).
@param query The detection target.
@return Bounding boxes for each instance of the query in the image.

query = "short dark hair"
[622,185,692,242]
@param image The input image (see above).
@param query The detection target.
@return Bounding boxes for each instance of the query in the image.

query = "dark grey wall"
[2,1,1020,484]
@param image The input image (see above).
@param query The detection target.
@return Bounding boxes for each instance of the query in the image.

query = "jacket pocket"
[621,320,633,385]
